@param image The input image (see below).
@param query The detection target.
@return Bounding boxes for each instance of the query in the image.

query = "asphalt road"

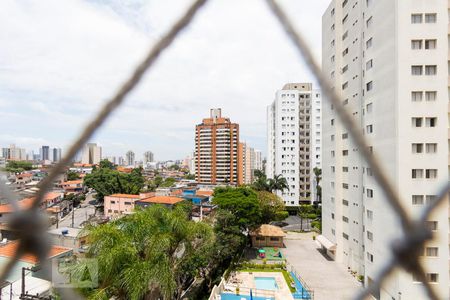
[51,193,96,229]
[282,215,312,231]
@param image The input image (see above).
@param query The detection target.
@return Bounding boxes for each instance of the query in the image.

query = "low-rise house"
[104,194,140,219]
[0,241,72,299]
[42,192,64,208]
[250,224,286,248]
[47,227,88,254]
[135,196,184,209]
[60,180,83,194]
[15,173,33,186]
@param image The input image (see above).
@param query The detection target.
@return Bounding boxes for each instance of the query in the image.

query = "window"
[342,150,348,156]
[367,252,374,262]
[412,169,423,179]
[343,233,349,240]
[366,59,373,70]
[342,31,348,40]
[412,143,423,153]
[110,201,116,204]
[256,236,265,241]
[331,119,334,125]
[342,64,348,73]
[342,133,348,139]
[367,189,373,198]
[425,39,436,49]
[366,103,373,113]
[342,183,349,189]
[411,65,423,75]
[426,143,437,153]
[270,237,279,241]
[425,169,437,179]
[366,125,373,133]
[366,16,373,28]
[342,216,349,223]
[411,14,422,24]
[366,81,373,91]
[342,48,349,56]
[342,14,348,24]
[411,40,422,50]
[331,39,335,47]
[425,65,437,75]
[426,221,438,231]
[331,8,335,16]
[367,231,373,241]
[367,210,373,220]
[426,195,437,204]
[411,91,423,102]
[366,38,373,49]
[342,0,348,7]
[343,167,349,172]
[343,199,349,206]
[412,117,423,127]
[331,55,335,63]
[413,273,439,283]
[425,91,436,101]
[426,247,438,257]
[342,82,348,90]
[425,13,437,23]
[425,117,437,127]
[412,195,424,205]
[331,213,335,219]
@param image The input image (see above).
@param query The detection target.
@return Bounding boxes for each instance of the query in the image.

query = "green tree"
[71,205,213,300]
[298,204,319,231]
[251,170,271,192]
[257,191,289,223]
[83,160,144,202]
[5,161,33,173]
[184,173,195,180]
[66,171,81,181]
[213,187,262,231]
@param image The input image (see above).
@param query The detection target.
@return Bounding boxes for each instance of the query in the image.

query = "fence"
[0,0,449,299]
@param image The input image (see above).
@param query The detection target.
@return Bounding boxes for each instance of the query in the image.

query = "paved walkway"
[281,232,361,300]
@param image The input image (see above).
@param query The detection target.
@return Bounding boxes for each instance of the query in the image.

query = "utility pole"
[71,200,75,228]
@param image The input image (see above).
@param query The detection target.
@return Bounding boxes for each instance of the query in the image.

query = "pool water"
[254,277,278,291]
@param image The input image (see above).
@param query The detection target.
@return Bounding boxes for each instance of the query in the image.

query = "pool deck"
[228,271,294,300]
[281,232,361,300]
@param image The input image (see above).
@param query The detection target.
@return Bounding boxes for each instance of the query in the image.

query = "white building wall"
[322,1,449,299]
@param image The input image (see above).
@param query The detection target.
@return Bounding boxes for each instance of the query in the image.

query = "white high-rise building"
[52,148,62,162]
[126,150,135,167]
[267,83,322,206]
[81,143,102,165]
[143,151,154,164]
[321,1,449,299]
[254,150,263,172]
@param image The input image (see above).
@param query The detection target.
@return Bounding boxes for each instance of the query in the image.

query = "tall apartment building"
[41,145,50,161]
[321,1,449,299]
[126,151,135,166]
[254,150,263,172]
[81,143,102,165]
[240,142,259,184]
[267,83,322,206]
[52,148,62,162]
[7,144,26,161]
[195,109,241,185]
[143,151,154,164]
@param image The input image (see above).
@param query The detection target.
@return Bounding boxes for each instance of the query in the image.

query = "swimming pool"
[254,277,278,291]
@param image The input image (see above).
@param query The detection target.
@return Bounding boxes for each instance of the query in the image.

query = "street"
[51,193,96,229]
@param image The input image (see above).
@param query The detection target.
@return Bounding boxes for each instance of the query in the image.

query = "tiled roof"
[108,194,140,199]
[62,180,83,185]
[196,190,213,196]
[44,192,62,201]
[0,241,71,264]
[139,196,184,205]
[0,198,34,214]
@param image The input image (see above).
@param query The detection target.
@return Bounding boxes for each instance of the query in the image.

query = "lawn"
[261,247,285,261]
[238,268,296,293]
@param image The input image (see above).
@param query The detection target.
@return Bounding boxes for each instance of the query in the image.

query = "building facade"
[52,148,62,162]
[267,83,322,206]
[195,109,242,185]
[126,150,135,166]
[41,146,50,161]
[143,151,154,164]
[321,1,449,299]
[81,143,102,165]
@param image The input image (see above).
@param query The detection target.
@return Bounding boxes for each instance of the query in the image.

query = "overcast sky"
[0,0,330,161]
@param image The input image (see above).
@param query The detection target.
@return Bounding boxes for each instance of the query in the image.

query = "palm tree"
[251,170,271,192]
[71,205,213,300]
[268,174,289,193]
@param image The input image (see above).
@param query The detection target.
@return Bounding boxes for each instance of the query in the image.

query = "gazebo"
[250,224,286,248]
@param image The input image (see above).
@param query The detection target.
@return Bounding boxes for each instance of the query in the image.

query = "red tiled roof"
[0,241,71,264]
[108,194,140,199]
[44,192,62,201]
[140,196,184,205]
[62,180,82,185]
[17,173,33,178]
[196,190,213,197]
[0,198,34,214]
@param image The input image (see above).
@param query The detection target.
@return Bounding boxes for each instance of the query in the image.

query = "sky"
[0,0,331,161]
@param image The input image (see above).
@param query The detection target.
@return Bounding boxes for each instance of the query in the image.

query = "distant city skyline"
[0,0,329,160]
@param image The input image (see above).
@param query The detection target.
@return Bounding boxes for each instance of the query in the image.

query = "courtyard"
[281,232,361,300]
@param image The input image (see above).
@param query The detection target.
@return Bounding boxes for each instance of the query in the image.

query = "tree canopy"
[5,161,33,173]
[257,191,289,223]
[67,171,81,181]
[213,187,262,231]
[83,159,144,201]
[251,170,289,194]
[71,205,213,300]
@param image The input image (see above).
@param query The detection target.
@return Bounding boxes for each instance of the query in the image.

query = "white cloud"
[0,0,331,160]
